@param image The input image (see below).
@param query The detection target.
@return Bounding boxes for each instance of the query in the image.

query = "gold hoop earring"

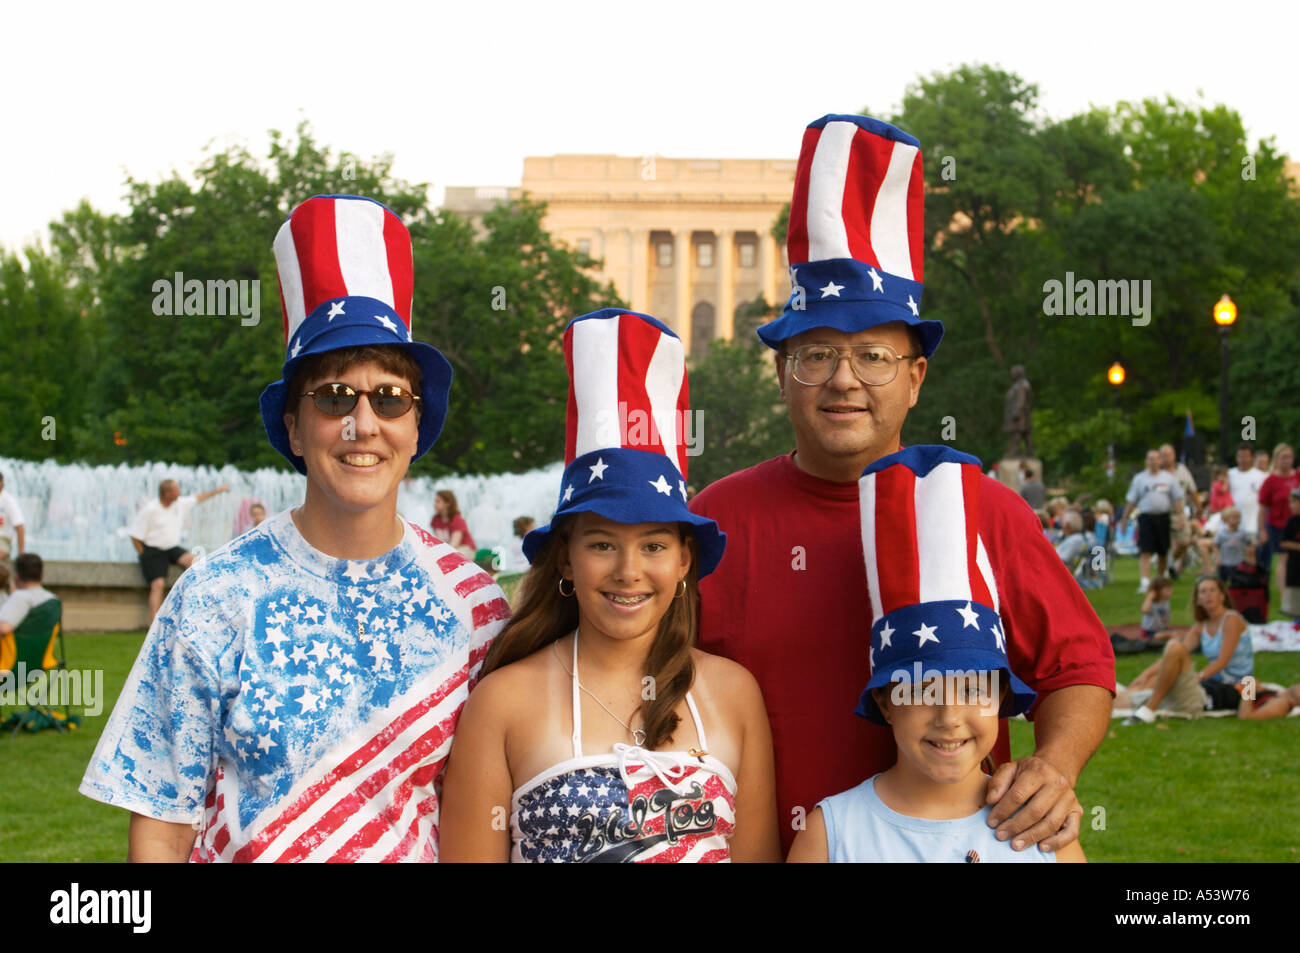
[675,579,687,599]
[558,577,575,597]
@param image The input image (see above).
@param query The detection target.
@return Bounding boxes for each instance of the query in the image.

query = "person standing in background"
[1257,443,1298,597]
[129,480,229,623]
[0,472,27,589]
[431,490,476,557]
[1019,464,1046,510]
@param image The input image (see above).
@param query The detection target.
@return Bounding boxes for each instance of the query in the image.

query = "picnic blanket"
[1250,620,1300,653]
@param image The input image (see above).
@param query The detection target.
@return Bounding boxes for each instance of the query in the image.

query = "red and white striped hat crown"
[757,114,944,357]
[522,308,725,577]
[855,445,1035,723]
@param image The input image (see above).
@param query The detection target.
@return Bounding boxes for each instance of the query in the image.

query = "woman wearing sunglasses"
[82,196,510,862]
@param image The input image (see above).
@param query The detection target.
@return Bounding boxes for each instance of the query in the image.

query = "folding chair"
[0,597,79,736]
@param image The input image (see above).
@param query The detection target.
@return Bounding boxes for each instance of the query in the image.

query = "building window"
[577,239,591,257]
[697,243,714,268]
[739,242,756,269]
[657,242,673,268]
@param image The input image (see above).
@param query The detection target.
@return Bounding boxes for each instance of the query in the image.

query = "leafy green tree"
[687,297,794,488]
[414,198,623,475]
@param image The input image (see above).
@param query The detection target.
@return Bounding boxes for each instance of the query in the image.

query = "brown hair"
[286,345,423,421]
[480,518,700,750]
[513,515,535,538]
[436,490,460,519]
[1192,575,1235,623]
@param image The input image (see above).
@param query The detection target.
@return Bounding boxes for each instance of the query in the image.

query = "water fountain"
[0,455,565,566]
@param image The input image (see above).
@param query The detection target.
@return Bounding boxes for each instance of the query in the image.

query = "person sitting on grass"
[1139,576,1177,644]
[1236,682,1299,720]
[1116,575,1253,724]
[787,447,1085,864]
[1054,510,1087,567]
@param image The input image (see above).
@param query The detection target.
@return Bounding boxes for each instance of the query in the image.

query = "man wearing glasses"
[690,114,1113,858]
[83,196,510,862]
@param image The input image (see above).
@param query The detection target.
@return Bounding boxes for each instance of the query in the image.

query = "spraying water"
[0,455,564,566]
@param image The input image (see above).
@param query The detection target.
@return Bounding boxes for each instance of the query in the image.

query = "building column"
[629,228,648,314]
[717,229,735,341]
[674,229,692,353]
[760,230,779,309]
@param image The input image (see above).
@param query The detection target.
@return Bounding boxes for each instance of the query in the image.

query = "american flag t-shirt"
[80,510,508,862]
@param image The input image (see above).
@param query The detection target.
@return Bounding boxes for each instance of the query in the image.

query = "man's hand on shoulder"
[985,753,1083,853]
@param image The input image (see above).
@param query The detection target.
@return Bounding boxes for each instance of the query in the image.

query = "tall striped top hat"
[259,195,453,474]
[758,115,944,357]
[855,445,1035,724]
[522,309,726,577]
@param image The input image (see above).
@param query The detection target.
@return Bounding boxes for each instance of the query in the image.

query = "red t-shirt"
[1258,472,1300,530]
[691,452,1114,856]
[431,513,476,551]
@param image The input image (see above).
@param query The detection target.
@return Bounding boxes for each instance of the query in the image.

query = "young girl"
[786,446,1085,863]
[439,309,780,863]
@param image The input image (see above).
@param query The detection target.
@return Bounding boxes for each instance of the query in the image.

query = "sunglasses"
[299,383,421,418]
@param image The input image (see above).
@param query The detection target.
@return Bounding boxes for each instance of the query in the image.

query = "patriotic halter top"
[509,638,737,863]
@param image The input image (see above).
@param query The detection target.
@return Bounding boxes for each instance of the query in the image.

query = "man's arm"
[15,524,23,555]
[986,685,1110,852]
[128,813,196,862]
[195,485,229,505]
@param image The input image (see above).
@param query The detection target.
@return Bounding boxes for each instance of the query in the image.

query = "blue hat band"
[855,599,1036,724]
[521,448,726,577]
[756,259,943,357]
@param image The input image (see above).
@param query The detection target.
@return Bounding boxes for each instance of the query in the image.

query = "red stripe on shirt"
[472,597,511,629]
[232,665,468,862]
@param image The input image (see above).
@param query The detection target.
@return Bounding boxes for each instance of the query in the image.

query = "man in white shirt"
[0,553,56,637]
[0,472,27,587]
[129,480,229,623]
[1119,450,1184,593]
[1228,444,1266,540]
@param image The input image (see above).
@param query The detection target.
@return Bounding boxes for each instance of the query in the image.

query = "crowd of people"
[1019,442,1299,725]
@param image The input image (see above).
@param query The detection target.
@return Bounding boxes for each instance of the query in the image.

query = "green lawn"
[2,554,1296,862]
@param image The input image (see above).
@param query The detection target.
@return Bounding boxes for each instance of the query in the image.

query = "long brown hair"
[481,518,700,750]
[435,490,460,518]
[1192,575,1235,623]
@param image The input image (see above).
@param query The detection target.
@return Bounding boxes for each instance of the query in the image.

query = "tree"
[686,297,794,489]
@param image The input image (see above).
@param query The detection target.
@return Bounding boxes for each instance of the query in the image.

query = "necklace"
[553,638,647,747]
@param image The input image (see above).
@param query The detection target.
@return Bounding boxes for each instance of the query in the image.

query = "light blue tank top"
[1200,611,1254,684]
[818,776,1056,864]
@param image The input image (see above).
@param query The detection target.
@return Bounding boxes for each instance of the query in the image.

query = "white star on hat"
[290,337,302,358]
[956,602,981,629]
[907,295,919,316]
[679,479,688,502]
[649,474,673,496]
[879,621,894,649]
[819,281,844,298]
[327,301,345,321]
[588,457,608,482]
[375,314,399,335]
[868,268,884,292]
[992,621,1005,652]
[914,622,939,647]
[563,484,574,502]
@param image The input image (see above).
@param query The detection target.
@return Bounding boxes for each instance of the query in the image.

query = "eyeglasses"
[782,343,918,386]
[299,383,421,418]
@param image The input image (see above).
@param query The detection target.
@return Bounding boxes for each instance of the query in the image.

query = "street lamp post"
[1107,361,1125,480]
[1214,295,1238,465]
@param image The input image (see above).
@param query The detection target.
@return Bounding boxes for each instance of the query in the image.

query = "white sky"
[4,0,1297,252]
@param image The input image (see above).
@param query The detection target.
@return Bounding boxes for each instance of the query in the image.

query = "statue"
[1003,364,1033,459]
